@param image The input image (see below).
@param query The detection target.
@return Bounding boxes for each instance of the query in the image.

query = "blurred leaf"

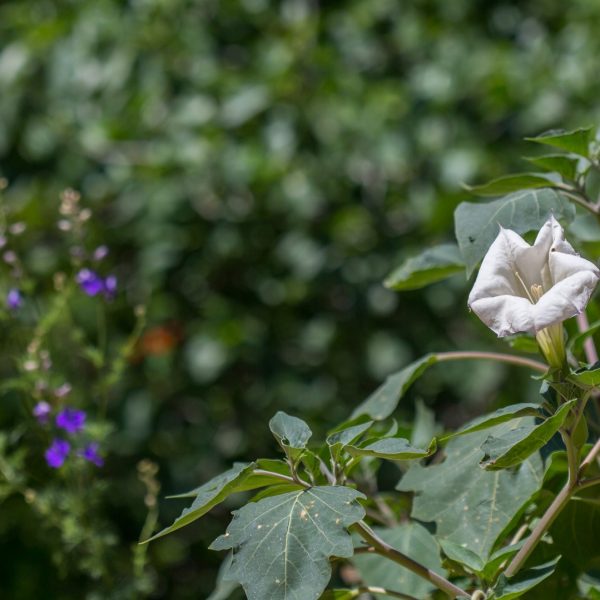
[351,354,438,420]
[207,553,240,600]
[524,155,579,181]
[411,399,441,448]
[353,522,444,599]
[464,173,558,196]
[568,320,600,357]
[505,334,541,354]
[480,401,576,470]
[526,127,594,157]
[397,423,543,560]
[384,244,464,291]
[454,189,576,276]
[319,591,358,599]
[491,557,561,600]
[210,487,365,600]
[269,411,313,460]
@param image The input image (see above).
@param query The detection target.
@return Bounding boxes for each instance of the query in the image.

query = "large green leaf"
[148,462,258,541]
[269,411,313,460]
[397,423,543,560]
[454,188,575,276]
[384,243,464,291]
[351,354,438,420]
[523,154,579,181]
[491,557,561,600]
[525,126,594,157]
[353,522,444,599]
[443,403,541,440]
[347,436,436,460]
[464,173,558,196]
[210,486,366,600]
[480,400,576,470]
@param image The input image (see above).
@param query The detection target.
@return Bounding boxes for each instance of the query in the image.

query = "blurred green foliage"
[1,0,600,597]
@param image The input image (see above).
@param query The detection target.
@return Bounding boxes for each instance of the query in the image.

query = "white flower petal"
[468,215,599,337]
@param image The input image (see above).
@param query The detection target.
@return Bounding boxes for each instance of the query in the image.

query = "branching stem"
[353,521,470,598]
[436,351,547,373]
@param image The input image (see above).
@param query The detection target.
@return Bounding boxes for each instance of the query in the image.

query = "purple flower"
[33,401,51,424]
[56,407,86,434]
[6,288,22,310]
[93,245,109,261]
[76,269,105,296]
[104,274,117,299]
[45,439,70,468]
[78,442,104,467]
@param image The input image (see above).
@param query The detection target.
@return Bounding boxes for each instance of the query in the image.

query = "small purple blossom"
[93,245,109,261]
[78,442,104,467]
[33,401,52,424]
[76,269,117,299]
[45,439,70,468]
[56,407,86,434]
[6,288,22,310]
[76,269,105,296]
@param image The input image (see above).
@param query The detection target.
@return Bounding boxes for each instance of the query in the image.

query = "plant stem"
[558,188,599,215]
[353,521,470,598]
[252,468,310,488]
[506,419,600,578]
[436,351,547,373]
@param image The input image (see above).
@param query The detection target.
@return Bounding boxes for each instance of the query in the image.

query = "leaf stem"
[353,521,470,598]
[435,351,547,373]
[252,469,310,488]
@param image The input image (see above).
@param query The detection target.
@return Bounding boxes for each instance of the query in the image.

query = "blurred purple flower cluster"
[76,268,117,299]
[34,394,104,469]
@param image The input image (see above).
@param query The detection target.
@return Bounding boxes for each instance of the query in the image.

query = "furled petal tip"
[468,215,600,337]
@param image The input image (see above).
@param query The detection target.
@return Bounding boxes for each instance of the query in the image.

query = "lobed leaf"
[454,188,575,276]
[210,486,366,600]
[525,126,594,157]
[351,354,438,420]
[384,243,464,291]
[397,422,543,560]
[480,400,576,470]
[464,173,558,196]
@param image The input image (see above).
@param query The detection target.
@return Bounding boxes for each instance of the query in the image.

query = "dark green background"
[1,0,600,597]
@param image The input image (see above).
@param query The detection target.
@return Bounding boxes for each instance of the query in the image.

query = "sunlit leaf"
[464,173,558,196]
[525,126,594,157]
[210,486,366,600]
[524,155,579,181]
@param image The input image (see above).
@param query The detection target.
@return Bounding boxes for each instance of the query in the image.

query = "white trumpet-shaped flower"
[468,216,599,365]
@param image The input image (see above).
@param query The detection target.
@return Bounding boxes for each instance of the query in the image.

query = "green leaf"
[147,462,258,541]
[326,417,374,462]
[505,334,540,354]
[567,320,600,357]
[464,173,558,197]
[439,539,484,573]
[491,557,561,600]
[269,411,313,460]
[443,403,541,440]
[347,436,436,460]
[524,154,579,181]
[207,554,240,600]
[480,400,577,470]
[568,364,600,388]
[210,486,366,600]
[319,591,358,600]
[397,422,543,560]
[353,522,445,599]
[411,399,441,448]
[351,354,438,420]
[454,188,575,276]
[526,126,594,157]
[384,243,464,291]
